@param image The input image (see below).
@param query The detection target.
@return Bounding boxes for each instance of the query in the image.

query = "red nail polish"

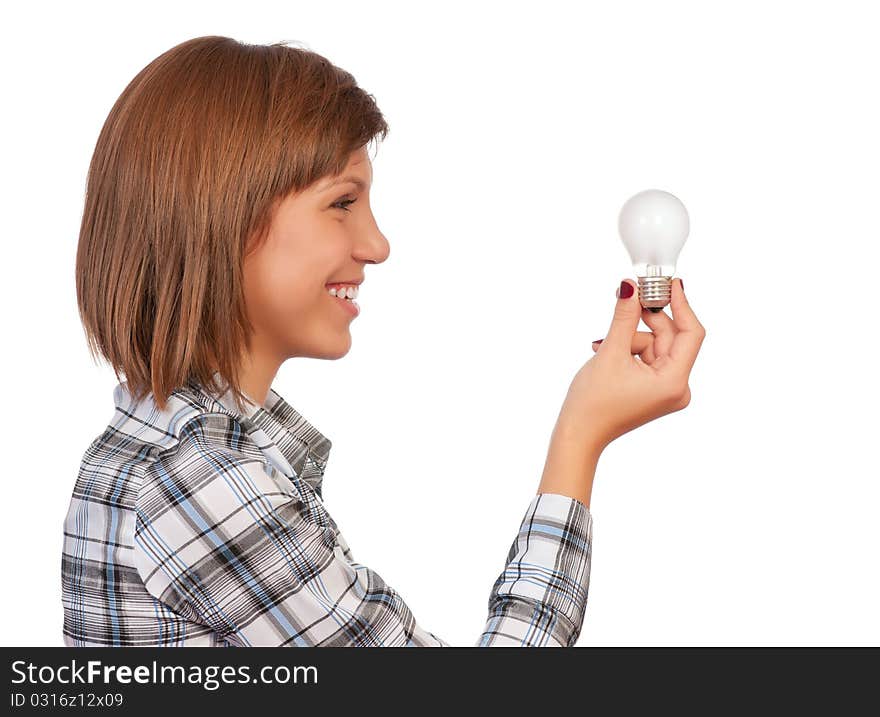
[680,278,685,296]
[592,339,603,344]
[618,281,633,299]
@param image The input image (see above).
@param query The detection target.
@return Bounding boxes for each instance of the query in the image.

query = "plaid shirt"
[62,373,594,647]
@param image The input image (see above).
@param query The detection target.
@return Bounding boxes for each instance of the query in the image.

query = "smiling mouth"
[328,289,360,317]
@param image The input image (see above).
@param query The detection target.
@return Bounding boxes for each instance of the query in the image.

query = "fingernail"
[592,339,603,345]
[618,280,633,299]
[680,278,685,296]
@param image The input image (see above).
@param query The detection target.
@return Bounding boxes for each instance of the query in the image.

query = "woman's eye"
[332,198,357,212]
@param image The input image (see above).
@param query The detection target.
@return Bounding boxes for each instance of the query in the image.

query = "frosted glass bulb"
[618,189,690,312]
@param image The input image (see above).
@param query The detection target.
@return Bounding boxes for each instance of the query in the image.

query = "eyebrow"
[322,175,369,192]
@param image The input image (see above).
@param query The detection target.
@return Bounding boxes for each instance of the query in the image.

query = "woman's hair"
[76,36,389,413]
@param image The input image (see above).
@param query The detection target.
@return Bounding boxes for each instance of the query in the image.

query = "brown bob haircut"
[76,35,389,414]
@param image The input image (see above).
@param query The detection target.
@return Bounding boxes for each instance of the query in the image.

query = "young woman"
[62,36,706,647]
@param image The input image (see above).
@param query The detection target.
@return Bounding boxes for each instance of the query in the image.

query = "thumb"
[601,279,641,353]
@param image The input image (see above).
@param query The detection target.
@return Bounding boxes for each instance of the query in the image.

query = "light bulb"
[617,189,690,312]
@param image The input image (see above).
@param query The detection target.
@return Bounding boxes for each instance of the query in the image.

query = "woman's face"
[242,145,389,362]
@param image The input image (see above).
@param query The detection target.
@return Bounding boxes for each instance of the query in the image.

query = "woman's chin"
[309,332,353,360]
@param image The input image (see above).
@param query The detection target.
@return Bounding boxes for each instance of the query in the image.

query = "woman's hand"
[555,277,706,453]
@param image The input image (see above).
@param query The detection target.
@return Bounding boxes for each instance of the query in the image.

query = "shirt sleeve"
[133,416,593,647]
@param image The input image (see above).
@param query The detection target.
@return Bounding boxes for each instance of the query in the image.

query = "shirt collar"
[182,371,333,498]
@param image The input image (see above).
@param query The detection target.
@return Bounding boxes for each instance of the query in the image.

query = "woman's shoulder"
[91,378,324,510]
[81,380,256,473]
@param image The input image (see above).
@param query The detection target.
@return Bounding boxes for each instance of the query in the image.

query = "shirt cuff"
[493,492,594,638]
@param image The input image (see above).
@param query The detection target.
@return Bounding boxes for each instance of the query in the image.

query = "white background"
[2,0,877,646]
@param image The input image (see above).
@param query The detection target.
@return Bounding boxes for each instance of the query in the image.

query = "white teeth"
[328,285,359,300]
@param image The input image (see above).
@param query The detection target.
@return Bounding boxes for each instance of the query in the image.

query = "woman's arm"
[537,415,602,510]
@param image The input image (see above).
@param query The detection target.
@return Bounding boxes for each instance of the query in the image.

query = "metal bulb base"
[638,275,672,310]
